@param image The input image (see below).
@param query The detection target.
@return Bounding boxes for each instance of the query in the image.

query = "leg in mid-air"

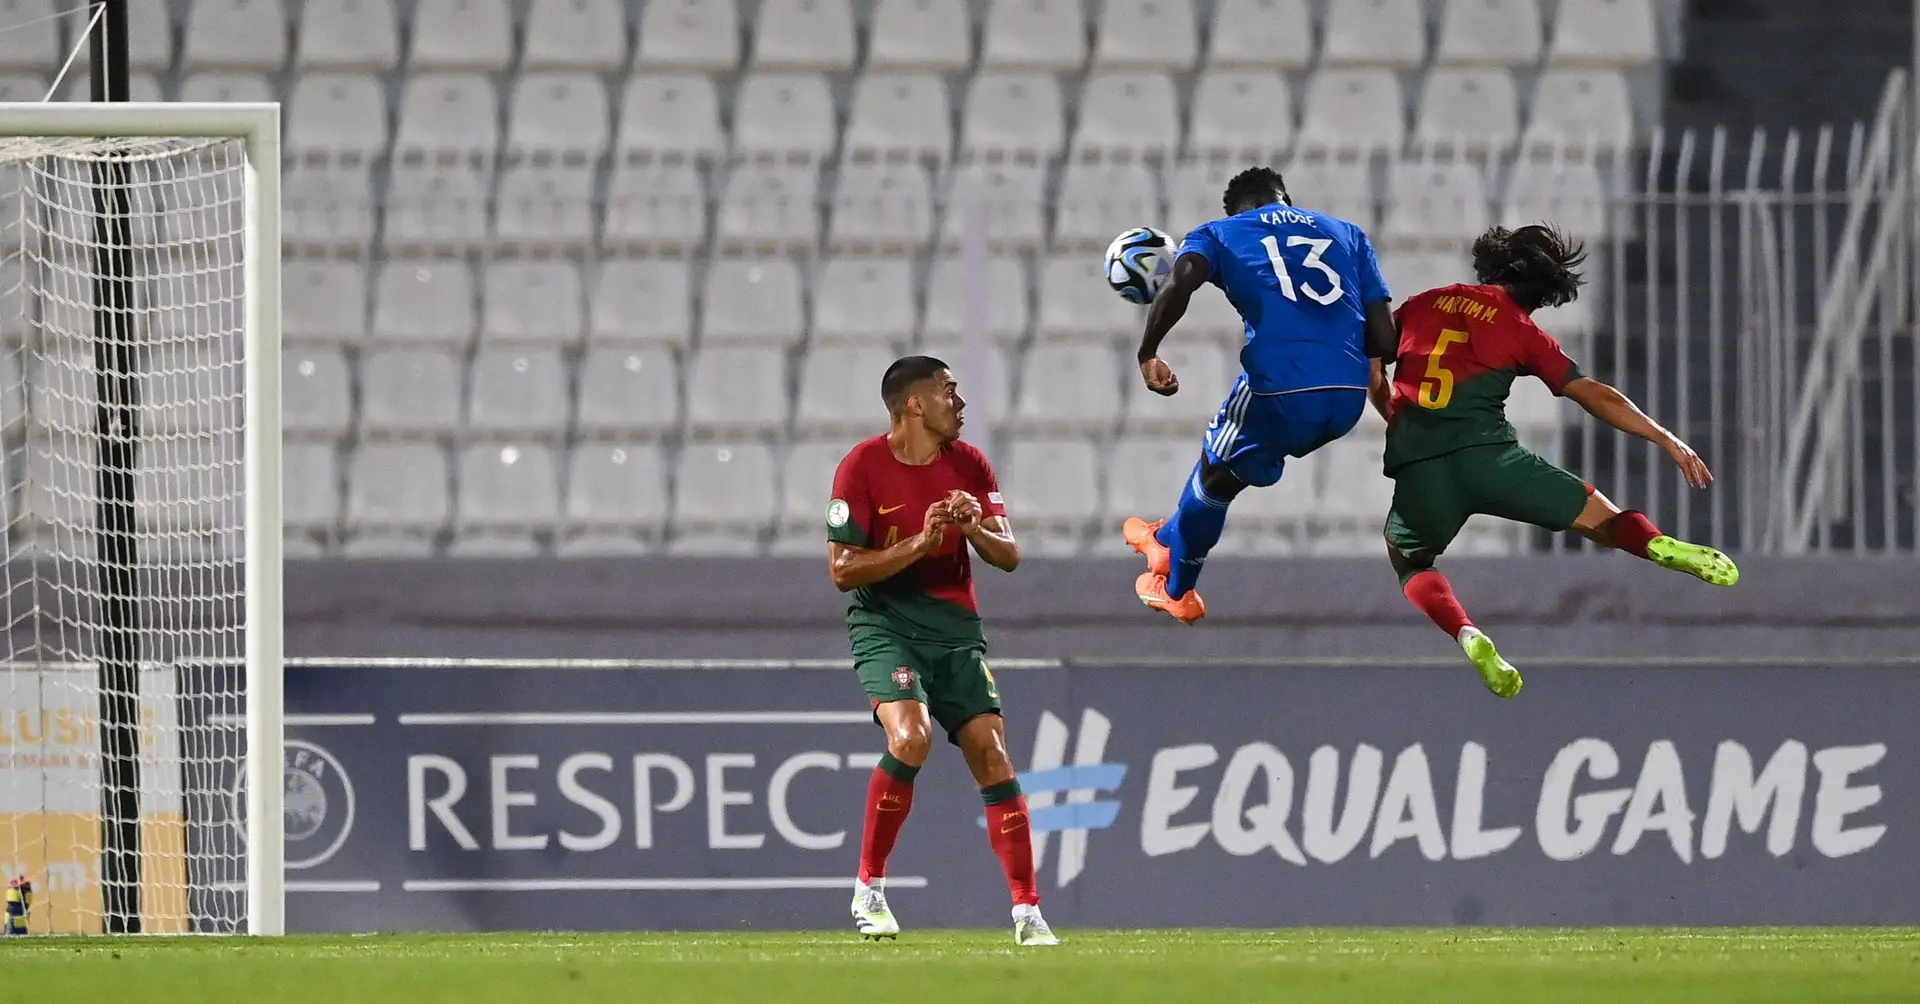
[1124,451,1245,624]
[1563,489,1741,586]
[849,693,932,939]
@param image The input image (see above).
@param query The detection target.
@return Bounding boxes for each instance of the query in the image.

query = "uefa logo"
[228,739,358,870]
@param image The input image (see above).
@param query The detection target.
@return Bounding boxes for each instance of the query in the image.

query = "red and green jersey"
[1384,283,1585,474]
[826,435,1006,646]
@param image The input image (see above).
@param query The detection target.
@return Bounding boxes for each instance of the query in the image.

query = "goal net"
[0,107,282,935]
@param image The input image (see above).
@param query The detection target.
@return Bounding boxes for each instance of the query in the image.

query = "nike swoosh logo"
[878,504,905,514]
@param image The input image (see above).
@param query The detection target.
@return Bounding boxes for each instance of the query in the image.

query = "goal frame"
[0,102,285,936]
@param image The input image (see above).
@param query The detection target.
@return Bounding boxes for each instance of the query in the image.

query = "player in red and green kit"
[1372,225,1740,698]
[825,355,1057,947]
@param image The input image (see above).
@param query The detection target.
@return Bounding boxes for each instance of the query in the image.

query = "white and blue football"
[1104,226,1177,304]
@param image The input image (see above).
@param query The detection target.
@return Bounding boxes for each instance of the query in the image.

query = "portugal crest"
[892,667,916,690]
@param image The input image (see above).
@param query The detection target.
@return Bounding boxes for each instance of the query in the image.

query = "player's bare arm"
[1363,300,1398,360]
[1561,377,1713,489]
[1135,252,1211,396]
[946,490,1018,573]
[828,501,952,591]
[1367,358,1393,423]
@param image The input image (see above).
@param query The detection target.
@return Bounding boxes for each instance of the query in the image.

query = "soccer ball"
[1104,226,1177,304]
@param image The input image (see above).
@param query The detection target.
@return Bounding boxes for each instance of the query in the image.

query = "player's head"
[1222,166,1292,215]
[881,354,965,441]
[1471,223,1587,313]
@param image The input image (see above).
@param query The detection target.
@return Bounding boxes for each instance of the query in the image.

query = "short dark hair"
[1471,224,1587,312]
[1222,166,1291,215]
[881,355,949,414]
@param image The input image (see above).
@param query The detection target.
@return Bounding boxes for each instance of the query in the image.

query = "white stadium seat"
[1035,255,1142,341]
[346,443,451,534]
[844,73,952,164]
[1436,0,1543,67]
[1051,160,1160,251]
[1502,158,1609,238]
[1280,158,1378,230]
[1207,0,1311,71]
[1298,69,1406,154]
[1506,374,1570,441]
[1103,436,1192,523]
[1180,285,1250,345]
[685,347,789,438]
[1321,0,1426,68]
[284,348,352,441]
[183,0,287,72]
[522,0,628,71]
[1123,341,1230,435]
[779,440,850,532]
[1415,68,1521,155]
[566,444,670,535]
[922,254,1030,345]
[732,73,837,163]
[794,345,895,437]
[357,350,463,438]
[466,350,569,441]
[126,1,172,71]
[1164,159,1236,237]
[916,343,1012,424]
[700,258,806,347]
[179,73,274,103]
[372,260,475,347]
[670,442,778,535]
[1004,437,1100,530]
[1094,0,1198,70]
[1012,342,1121,435]
[575,348,682,439]
[590,258,694,348]
[0,0,53,69]
[60,71,163,103]
[285,443,341,534]
[285,260,369,344]
[287,74,387,160]
[297,0,400,71]
[1378,250,1469,301]
[482,261,585,347]
[1317,437,1394,522]
[1380,160,1492,247]
[1522,70,1635,155]
[752,0,857,71]
[617,75,725,163]
[1072,72,1179,160]
[812,258,916,346]
[393,74,498,161]
[409,0,513,71]
[1228,448,1323,527]
[637,0,741,71]
[715,163,821,252]
[382,163,490,251]
[602,162,708,252]
[981,0,1085,71]
[961,73,1065,161]
[939,161,1047,251]
[492,165,597,251]
[1549,0,1659,68]
[866,0,971,72]
[446,534,545,558]
[506,74,610,161]
[828,163,935,250]
[1186,71,1294,161]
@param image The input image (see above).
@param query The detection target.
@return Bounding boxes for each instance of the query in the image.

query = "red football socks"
[856,754,918,884]
[982,780,1040,907]
[1605,510,1664,559]
[1403,569,1474,638]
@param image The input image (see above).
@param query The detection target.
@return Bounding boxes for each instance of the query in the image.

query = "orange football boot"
[1134,572,1206,624]
[1122,517,1172,577]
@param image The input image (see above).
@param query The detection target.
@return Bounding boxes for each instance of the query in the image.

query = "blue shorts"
[1202,377,1368,488]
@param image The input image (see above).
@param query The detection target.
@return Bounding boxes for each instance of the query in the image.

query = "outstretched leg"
[1389,542,1522,699]
[1569,489,1740,586]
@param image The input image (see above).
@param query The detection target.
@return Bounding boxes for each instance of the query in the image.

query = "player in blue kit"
[1125,166,1400,621]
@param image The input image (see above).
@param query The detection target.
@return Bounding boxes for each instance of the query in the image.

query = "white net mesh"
[0,136,250,933]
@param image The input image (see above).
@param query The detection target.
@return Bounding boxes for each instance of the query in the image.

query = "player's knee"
[886,721,933,766]
[1198,457,1248,501]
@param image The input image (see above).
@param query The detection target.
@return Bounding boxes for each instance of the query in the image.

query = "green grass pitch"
[18,929,1920,1003]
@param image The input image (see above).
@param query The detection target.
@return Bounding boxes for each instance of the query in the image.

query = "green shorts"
[850,626,1001,743]
[1385,442,1590,562]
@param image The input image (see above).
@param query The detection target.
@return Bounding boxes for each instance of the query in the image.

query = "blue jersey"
[1178,203,1390,396]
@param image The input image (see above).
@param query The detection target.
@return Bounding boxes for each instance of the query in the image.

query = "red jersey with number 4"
[826,436,1006,644]
[1384,283,1585,475]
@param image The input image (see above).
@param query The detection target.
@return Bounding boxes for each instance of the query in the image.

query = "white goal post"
[0,103,283,935]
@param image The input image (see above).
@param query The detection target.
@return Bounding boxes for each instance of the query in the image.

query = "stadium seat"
[287,74,388,161]
[1381,160,1492,248]
[1298,69,1406,155]
[522,0,628,71]
[1207,0,1311,71]
[916,342,1012,423]
[506,74,610,161]
[714,163,821,252]
[1435,0,1543,67]
[1506,374,1569,441]
[938,161,1047,251]
[481,261,584,347]
[575,347,682,439]
[1122,341,1230,435]
[866,0,970,72]
[732,73,837,163]
[357,350,464,438]
[1035,255,1143,342]
[795,345,895,437]
[1378,249,1469,299]
[408,0,513,71]
[178,73,274,103]
[1004,437,1100,536]
[1164,159,1236,237]
[616,75,726,163]
[636,0,741,71]
[1453,515,1522,556]
[372,260,476,347]
[1179,285,1250,345]
[1227,448,1323,527]
[1522,70,1635,155]
[393,74,499,162]
[346,442,451,535]
[1502,158,1609,238]
[183,0,288,73]
[844,74,952,165]
[284,348,352,441]
[1051,160,1161,251]
[960,73,1065,161]
[456,444,562,530]
[296,0,400,71]
[1321,0,1425,68]
[492,165,598,251]
[337,535,438,557]
[752,0,857,71]
[1532,297,1596,340]
[1093,0,1197,70]
[922,254,1030,345]
[284,260,369,344]
[685,347,789,438]
[1102,436,1192,523]
[1186,71,1294,162]
[828,162,935,251]
[602,162,709,252]
[701,258,806,348]
[779,439,849,533]
[670,442,778,537]
[1011,342,1121,434]
[1279,157,1378,230]
[590,259,694,348]
[812,258,916,346]
[1414,68,1521,155]
[565,444,670,537]
[981,0,1085,71]
[466,350,569,441]
[1072,72,1179,160]
[285,443,341,536]
[382,163,490,251]
[557,533,658,557]
[1316,437,1394,523]
[445,534,547,557]
[1548,0,1658,68]
[125,1,173,73]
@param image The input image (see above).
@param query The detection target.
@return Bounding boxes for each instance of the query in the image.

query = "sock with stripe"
[856,753,919,885]
[1154,459,1231,599]
[981,779,1040,907]
[1402,568,1474,639]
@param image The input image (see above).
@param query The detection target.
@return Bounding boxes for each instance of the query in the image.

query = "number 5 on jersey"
[1259,235,1344,306]
[1418,328,1470,409]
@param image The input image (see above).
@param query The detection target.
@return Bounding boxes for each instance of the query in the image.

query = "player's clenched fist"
[918,499,953,550]
[945,490,983,528]
[1138,355,1179,397]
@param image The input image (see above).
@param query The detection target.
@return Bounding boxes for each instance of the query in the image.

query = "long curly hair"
[1471,223,1586,312]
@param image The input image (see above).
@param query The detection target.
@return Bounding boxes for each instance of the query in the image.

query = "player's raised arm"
[1562,377,1713,489]
[1136,251,1212,396]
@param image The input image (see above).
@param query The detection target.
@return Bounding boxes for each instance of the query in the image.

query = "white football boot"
[851,880,899,940]
[1012,904,1059,946]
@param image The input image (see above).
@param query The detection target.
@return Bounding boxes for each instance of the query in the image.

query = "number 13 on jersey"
[1259,235,1344,306]
[1417,328,1470,409]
